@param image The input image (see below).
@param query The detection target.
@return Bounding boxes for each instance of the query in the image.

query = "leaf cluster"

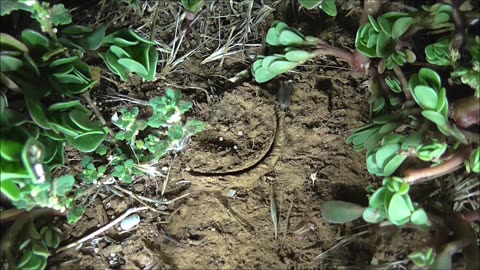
[252,21,320,83]
[14,222,62,270]
[102,30,158,81]
[101,88,205,183]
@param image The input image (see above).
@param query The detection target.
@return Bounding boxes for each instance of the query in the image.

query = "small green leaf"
[268,60,298,75]
[118,58,148,76]
[168,124,184,141]
[67,205,85,223]
[32,242,50,257]
[278,30,304,46]
[0,32,28,52]
[53,175,75,196]
[388,193,411,221]
[369,187,386,208]
[383,154,407,176]
[410,208,429,226]
[0,55,23,72]
[0,179,20,200]
[284,50,310,62]
[421,110,446,126]
[320,0,337,16]
[392,17,415,39]
[413,85,438,110]
[21,29,49,52]
[362,206,386,223]
[321,200,365,223]
[49,3,72,26]
[76,25,106,50]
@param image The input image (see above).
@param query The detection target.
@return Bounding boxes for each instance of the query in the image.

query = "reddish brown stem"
[404,147,471,184]
[392,64,412,100]
[314,44,354,66]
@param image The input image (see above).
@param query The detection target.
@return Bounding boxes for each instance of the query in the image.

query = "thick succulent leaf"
[375,143,400,169]
[362,207,386,223]
[418,68,442,90]
[268,60,297,74]
[0,55,23,72]
[421,110,446,126]
[278,30,304,46]
[0,33,28,52]
[49,56,79,68]
[145,46,158,81]
[254,67,277,83]
[284,50,310,62]
[104,49,128,81]
[322,200,365,223]
[21,30,49,52]
[388,193,411,221]
[76,25,106,50]
[25,96,51,129]
[392,17,415,39]
[67,131,106,152]
[413,85,438,110]
[383,154,407,176]
[113,37,139,47]
[118,58,148,76]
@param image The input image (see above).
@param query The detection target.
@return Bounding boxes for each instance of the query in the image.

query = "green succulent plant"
[13,222,62,270]
[408,68,467,143]
[408,248,436,268]
[355,12,416,70]
[346,113,403,151]
[251,21,321,83]
[322,177,431,227]
[425,37,452,66]
[297,0,337,17]
[102,29,158,81]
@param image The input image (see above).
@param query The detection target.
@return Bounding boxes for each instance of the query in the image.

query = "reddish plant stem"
[313,44,354,66]
[392,63,412,100]
[404,146,471,184]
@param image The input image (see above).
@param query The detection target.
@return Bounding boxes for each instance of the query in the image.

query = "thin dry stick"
[56,207,148,253]
[312,230,369,261]
[110,186,169,214]
[161,155,176,196]
[219,26,237,68]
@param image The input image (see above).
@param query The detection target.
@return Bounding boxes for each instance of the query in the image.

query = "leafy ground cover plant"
[1,1,204,269]
[252,1,479,268]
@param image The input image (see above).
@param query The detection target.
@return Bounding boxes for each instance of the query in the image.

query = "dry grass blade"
[270,183,278,239]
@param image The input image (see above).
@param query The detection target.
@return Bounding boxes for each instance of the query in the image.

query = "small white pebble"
[120,214,140,231]
[233,145,238,150]
[219,137,224,141]
[237,131,243,136]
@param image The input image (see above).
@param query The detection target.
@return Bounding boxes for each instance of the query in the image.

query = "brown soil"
[46,1,441,269]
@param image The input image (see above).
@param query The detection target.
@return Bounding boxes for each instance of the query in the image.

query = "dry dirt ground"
[44,0,446,269]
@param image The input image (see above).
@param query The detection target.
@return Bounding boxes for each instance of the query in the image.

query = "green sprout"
[408,248,435,268]
[298,0,337,17]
